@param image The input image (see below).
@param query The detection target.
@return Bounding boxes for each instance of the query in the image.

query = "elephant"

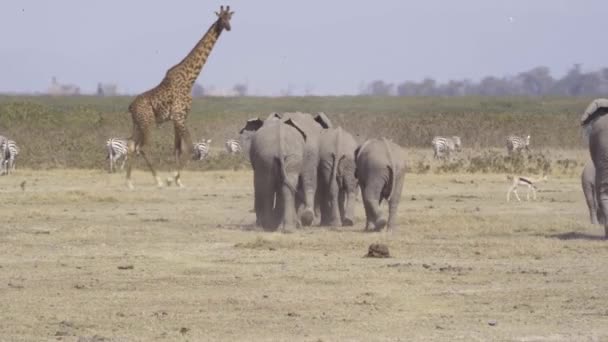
[581,98,608,238]
[355,138,406,232]
[262,112,333,226]
[241,118,306,231]
[581,161,599,225]
[239,112,333,230]
[317,127,358,226]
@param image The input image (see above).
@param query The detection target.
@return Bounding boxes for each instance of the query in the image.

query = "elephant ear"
[581,98,608,126]
[314,112,333,129]
[239,118,264,134]
[284,118,307,141]
[266,112,282,121]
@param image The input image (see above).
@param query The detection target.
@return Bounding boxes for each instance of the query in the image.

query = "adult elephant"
[581,98,608,238]
[264,112,332,226]
[240,118,305,231]
[317,127,358,226]
[581,161,599,225]
[240,112,333,229]
[355,138,406,232]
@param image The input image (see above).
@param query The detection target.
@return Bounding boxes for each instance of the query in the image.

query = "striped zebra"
[0,135,7,174]
[431,136,461,160]
[1,139,19,175]
[225,138,241,154]
[506,135,530,155]
[106,138,128,173]
[192,139,212,161]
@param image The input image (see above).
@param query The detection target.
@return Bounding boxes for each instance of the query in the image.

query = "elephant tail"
[382,138,396,202]
[277,123,297,194]
[329,128,343,194]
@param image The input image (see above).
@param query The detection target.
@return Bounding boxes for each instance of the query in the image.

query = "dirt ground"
[0,169,607,341]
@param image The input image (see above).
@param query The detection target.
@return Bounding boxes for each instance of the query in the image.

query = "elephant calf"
[355,138,406,232]
[317,127,358,226]
[582,161,600,225]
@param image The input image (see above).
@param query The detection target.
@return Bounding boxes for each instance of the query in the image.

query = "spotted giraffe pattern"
[126,5,234,188]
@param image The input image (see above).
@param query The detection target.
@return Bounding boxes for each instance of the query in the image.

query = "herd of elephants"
[236,111,406,233]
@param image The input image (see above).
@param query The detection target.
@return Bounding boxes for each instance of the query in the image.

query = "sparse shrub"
[0,95,590,173]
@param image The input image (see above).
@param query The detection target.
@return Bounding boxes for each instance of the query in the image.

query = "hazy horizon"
[2,0,607,95]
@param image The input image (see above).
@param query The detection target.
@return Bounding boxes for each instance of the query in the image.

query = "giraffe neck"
[165,20,224,89]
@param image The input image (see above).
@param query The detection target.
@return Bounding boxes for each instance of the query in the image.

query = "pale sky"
[1,0,607,95]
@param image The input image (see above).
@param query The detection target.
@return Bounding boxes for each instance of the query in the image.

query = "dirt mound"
[366,243,390,258]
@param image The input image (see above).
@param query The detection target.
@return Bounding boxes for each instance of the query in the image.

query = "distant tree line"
[362,64,608,96]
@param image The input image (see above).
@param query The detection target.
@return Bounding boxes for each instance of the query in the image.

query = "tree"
[363,80,394,96]
[233,83,248,97]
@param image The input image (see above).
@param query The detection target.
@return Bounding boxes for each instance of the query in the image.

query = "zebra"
[431,136,461,160]
[0,135,7,174]
[506,135,530,155]
[1,139,19,175]
[106,138,128,173]
[192,139,212,161]
[225,138,241,154]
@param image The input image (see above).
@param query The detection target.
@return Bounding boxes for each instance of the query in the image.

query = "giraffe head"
[215,5,234,31]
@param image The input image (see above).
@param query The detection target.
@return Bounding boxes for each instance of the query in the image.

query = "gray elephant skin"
[317,127,358,226]
[264,112,332,226]
[581,161,599,225]
[355,138,406,232]
[581,98,608,238]
[240,118,305,231]
[240,112,333,230]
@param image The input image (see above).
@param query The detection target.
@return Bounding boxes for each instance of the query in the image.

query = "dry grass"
[0,96,592,171]
[1,169,607,341]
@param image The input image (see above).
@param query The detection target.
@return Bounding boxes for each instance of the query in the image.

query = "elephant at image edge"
[355,138,406,232]
[581,161,599,225]
[241,118,306,231]
[266,112,333,226]
[581,98,608,238]
[317,127,358,226]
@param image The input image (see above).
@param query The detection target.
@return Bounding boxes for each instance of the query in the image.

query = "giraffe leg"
[173,119,192,188]
[126,123,162,189]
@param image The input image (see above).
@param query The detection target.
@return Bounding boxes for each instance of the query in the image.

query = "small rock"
[365,243,390,258]
[422,264,431,269]
[117,265,134,270]
[179,327,189,335]
[287,312,300,317]
[488,320,497,326]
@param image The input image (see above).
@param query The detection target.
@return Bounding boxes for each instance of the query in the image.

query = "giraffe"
[125,5,234,189]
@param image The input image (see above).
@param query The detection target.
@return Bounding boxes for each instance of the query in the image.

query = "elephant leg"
[327,187,341,226]
[254,170,276,230]
[340,189,355,227]
[362,177,385,231]
[280,172,299,232]
[279,183,297,232]
[387,175,405,232]
[591,187,599,225]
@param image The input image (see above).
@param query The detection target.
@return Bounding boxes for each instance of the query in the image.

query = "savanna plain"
[1,96,607,341]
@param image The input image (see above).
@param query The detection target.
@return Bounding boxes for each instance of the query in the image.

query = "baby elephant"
[317,127,358,226]
[355,138,406,232]
[582,161,600,225]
